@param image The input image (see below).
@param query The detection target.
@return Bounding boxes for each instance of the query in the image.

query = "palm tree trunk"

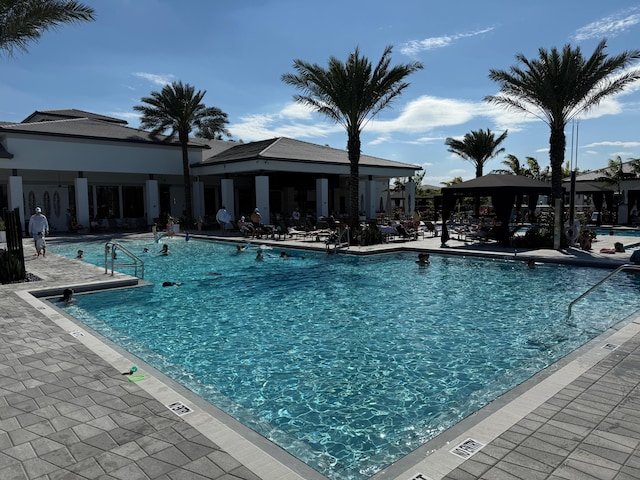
[474,163,483,218]
[549,125,566,248]
[347,131,361,230]
[179,134,193,226]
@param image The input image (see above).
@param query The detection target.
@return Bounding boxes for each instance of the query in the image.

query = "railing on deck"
[568,263,640,316]
[104,242,145,279]
[326,227,350,253]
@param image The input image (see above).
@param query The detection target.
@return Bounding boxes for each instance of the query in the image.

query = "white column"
[406,180,416,216]
[316,178,329,218]
[255,176,270,223]
[74,178,89,231]
[221,178,235,220]
[7,176,24,233]
[365,177,377,219]
[145,179,159,226]
[192,180,205,221]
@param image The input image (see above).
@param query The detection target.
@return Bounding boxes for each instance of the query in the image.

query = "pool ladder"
[326,226,350,253]
[104,241,145,279]
[568,263,640,316]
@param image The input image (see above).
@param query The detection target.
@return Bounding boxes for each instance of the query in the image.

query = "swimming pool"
[51,237,640,480]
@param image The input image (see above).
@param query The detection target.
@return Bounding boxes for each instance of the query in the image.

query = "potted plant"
[0,217,5,243]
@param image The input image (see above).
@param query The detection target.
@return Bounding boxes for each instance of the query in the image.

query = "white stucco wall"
[2,134,200,175]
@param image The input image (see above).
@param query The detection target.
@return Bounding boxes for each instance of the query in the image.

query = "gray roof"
[22,109,128,125]
[198,137,421,169]
[570,160,639,182]
[0,118,208,148]
[442,174,551,195]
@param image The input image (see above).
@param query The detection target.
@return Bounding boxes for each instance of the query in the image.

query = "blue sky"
[2,0,640,186]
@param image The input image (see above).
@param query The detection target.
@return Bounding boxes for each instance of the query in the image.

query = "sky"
[2,0,640,187]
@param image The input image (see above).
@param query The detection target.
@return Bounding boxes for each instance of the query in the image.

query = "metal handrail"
[325,226,350,253]
[104,241,145,279]
[568,263,640,316]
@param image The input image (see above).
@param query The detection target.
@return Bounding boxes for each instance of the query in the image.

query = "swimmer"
[76,249,84,259]
[159,244,169,255]
[206,272,222,276]
[59,288,74,303]
[280,251,289,259]
[142,247,149,253]
[527,259,536,269]
[256,249,264,261]
[161,281,183,287]
[416,253,430,265]
[236,242,251,252]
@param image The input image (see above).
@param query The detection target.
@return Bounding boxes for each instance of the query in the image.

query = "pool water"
[51,237,640,480]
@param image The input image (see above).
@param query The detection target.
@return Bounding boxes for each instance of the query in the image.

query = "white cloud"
[107,111,140,121]
[280,102,314,120]
[133,72,174,86]
[583,140,640,149]
[400,27,494,56]
[572,7,640,42]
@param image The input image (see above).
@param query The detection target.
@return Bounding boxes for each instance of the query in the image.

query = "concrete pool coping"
[3,231,640,479]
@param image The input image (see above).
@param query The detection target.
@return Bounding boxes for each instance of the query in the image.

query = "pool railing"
[104,241,145,279]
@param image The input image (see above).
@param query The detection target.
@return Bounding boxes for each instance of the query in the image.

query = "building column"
[192,180,205,221]
[255,176,270,224]
[365,176,377,219]
[7,176,24,233]
[221,178,235,220]
[316,178,329,219]
[74,178,89,231]
[406,180,416,216]
[145,179,159,227]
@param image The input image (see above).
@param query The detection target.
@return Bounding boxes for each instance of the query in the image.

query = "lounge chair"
[396,224,417,240]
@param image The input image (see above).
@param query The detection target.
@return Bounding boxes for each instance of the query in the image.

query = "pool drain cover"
[602,343,619,351]
[166,401,193,416]
[450,438,485,459]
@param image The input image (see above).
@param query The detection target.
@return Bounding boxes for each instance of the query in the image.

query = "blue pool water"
[50,237,640,480]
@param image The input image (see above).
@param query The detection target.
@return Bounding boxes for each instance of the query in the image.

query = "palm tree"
[134,81,229,224]
[493,153,528,176]
[445,128,508,216]
[526,157,548,181]
[440,176,463,187]
[486,39,640,247]
[445,128,508,177]
[282,46,423,228]
[0,0,95,56]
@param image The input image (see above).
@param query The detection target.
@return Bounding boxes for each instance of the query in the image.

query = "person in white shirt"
[216,206,232,235]
[28,207,49,255]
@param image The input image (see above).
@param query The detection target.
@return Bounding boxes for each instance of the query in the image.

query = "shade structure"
[440,174,551,246]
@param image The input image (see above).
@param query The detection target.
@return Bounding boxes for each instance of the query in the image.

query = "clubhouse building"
[0,109,421,233]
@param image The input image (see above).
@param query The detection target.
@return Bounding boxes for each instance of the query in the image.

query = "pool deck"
[1,230,640,480]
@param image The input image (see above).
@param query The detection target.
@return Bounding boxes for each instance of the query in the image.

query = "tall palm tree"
[282,46,423,228]
[486,39,640,247]
[445,128,508,216]
[445,128,508,177]
[0,0,95,56]
[134,81,229,224]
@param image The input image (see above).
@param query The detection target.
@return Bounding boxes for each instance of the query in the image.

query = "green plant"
[0,250,26,284]
[0,217,5,230]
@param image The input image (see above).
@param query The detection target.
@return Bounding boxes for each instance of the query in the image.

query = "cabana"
[441,174,551,246]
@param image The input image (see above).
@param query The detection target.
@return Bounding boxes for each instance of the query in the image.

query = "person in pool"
[416,253,430,265]
[159,244,170,255]
[60,288,74,303]
[162,281,183,287]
